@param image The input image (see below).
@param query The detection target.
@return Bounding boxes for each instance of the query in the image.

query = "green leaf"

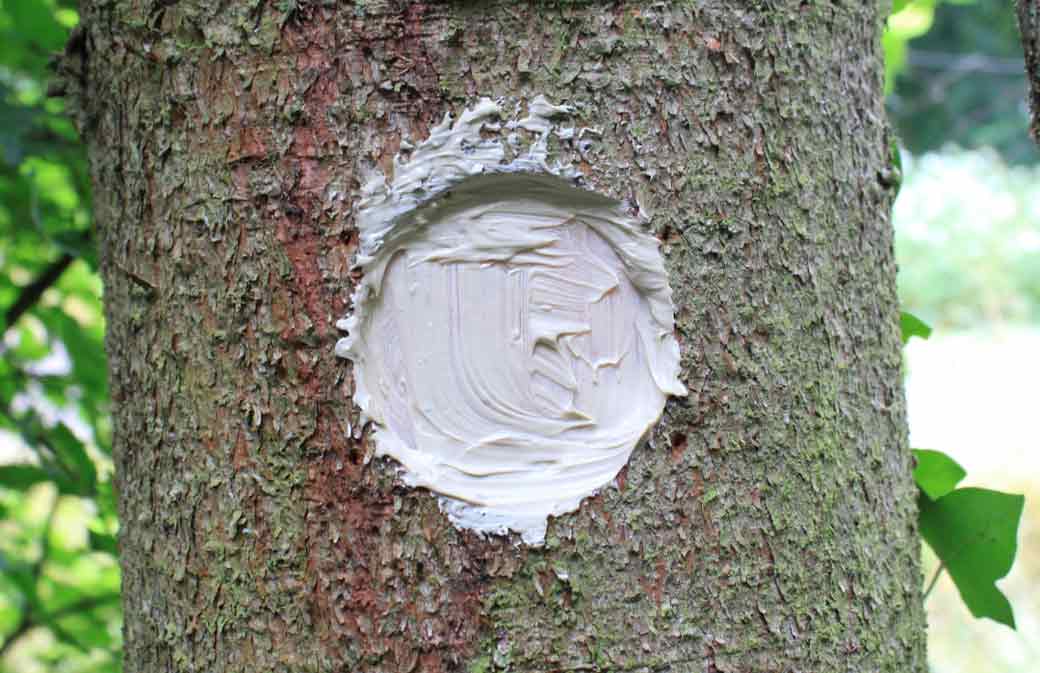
[88,531,118,557]
[48,310,108,402]
[0,464,53,491]
[94,479,117,521]
[919,487,1025,628]
[3,0,68,52]
[0,461,79,495]
[900,311,932,343]
[11,324,50,361]
[912,449,966,500]
[0,552,40,612]
[49,423,96,496]
[891,0,911,14]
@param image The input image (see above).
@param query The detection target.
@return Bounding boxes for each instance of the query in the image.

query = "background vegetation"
[0,0,1035,671]
[0,0,120,670]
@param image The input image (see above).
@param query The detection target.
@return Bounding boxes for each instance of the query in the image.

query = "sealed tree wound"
[338,99,686,545]
[76,1,927,670]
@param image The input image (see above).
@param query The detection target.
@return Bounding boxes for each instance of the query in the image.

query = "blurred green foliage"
[886,0,1039,164]
[0,0,121,670]
[894,149,1040,329]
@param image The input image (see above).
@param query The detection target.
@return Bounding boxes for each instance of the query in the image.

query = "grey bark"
[68,1,925,671]
[1020,0,1040,141]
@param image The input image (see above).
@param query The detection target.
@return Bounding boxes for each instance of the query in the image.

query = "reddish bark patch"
[690,466,704,500]
[639,557,668,608]
[228,126,268,163]
[274,211,328,341]
[304,404,489,669]
[277,7,507,668]
[654,557,668,604]
[230,428,250,471]
[615,464,629,493]
[669,431,688,463]
[271,18,342,341]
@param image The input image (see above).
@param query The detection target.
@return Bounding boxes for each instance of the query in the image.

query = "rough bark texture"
[1020,0,1040,142]
[69,1,925,671]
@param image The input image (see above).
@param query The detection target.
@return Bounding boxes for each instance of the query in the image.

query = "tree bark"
[72,1,925,671]
[1020,0,1040,142]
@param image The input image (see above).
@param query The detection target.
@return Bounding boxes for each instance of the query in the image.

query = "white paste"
[336,97,686,545]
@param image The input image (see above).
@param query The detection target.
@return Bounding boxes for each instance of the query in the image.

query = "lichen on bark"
[71,1,926,671]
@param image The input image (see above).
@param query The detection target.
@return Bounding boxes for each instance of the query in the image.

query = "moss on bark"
[73,1,925,671]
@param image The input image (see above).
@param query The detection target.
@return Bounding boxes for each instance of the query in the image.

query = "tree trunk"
[71,1,925,671]
[1020,0,1040,142]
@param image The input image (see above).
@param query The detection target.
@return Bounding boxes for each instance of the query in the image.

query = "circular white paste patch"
[337,99,685,545]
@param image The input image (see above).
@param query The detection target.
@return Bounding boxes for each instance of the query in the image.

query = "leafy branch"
[3,253,74,330]
[0,494,119,659]
[0,494,58,659]
[902,313,1025,629]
